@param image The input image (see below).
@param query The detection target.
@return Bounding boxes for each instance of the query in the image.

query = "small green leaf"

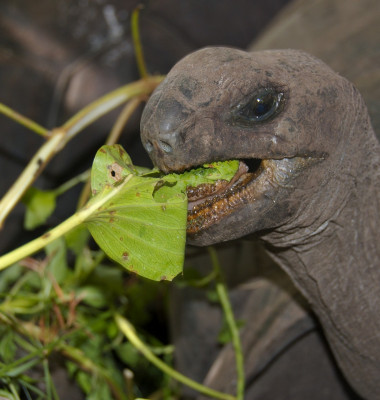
[0,294,43,314]
[45,238,68,284]
[65,225,90,255]
[0,327,16,363]
[116,341,141,367]
[77,286,109,308]
[0,389,17,400]
[5,357,40,377]
[22,187,56,230]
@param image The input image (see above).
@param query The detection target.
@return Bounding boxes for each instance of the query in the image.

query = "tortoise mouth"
[186,158,266,234]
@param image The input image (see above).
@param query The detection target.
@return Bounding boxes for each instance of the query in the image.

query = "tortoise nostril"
[145,141,154,153]
[158,140,173,153]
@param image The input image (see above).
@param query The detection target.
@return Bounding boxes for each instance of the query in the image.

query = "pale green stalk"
[131,6,148,78]
[0,76,163,228]
[0,102,49,137]
[53,169,90,197]
[0,176,133,271]
[62,77,162,138]
[0,128,66,227]
[208,247,245,400]
[115,314,236,400]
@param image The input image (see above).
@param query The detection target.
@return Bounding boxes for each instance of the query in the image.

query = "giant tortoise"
[140,0,380,398]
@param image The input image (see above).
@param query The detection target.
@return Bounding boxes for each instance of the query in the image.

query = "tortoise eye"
[233,88,284,123]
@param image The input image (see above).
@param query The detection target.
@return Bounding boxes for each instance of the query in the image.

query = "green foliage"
[22,187,56,230]
[0,62,243,398]
[86,145,239,282]
[0,234,172,399]
[0,141,243,400]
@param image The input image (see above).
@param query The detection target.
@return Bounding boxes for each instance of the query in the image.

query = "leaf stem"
[62,77,162,138]
[0,176,133,271]
[77,97,145,208]
[106,97,145,146]
[0,76,163,228]
[208,247,245,400]
[0,102,49,137]
[115,314,236,400]
[131,6,148,79]
[53,169,90,197]
[0,128,66,228]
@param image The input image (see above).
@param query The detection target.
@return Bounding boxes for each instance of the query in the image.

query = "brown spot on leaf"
[109,218,115,223]
[160,275,167,281]
[136,192,140,197]
[161,205,166,211]
[120,237,124,241]
[122,252,129,261]
[108,163,123,182]
[99,148,107,153]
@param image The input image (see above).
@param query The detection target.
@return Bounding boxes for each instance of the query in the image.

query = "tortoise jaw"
[186,158,267,235]
[185,155,323,244]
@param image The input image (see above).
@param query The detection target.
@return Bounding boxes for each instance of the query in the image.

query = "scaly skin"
[140,47,380,399]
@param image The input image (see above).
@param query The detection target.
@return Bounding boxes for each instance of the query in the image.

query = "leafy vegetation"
[0,8,244,400]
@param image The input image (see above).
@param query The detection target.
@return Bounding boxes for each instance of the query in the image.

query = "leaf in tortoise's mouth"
[186,158,264,234]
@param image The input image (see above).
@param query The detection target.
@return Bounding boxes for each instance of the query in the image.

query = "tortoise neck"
[263,123,380,398]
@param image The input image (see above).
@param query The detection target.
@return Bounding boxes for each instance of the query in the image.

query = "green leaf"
[86,175,187,281]
[65,225,90,255]
[0,389,17,400]
[45,238,68,284]
[77,286,109,308]
[153,159,240,202]
[22,187,56,230]
[0,294,43,314]
[0,327,16,363]
[90,144,138,194]
[86,145,239,282]
[116,341,141,367]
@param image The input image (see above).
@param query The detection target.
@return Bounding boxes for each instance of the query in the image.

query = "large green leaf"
[86,145,187,281]
[86,145,239,281]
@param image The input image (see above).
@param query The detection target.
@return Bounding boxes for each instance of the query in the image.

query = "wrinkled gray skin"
[141,47,380,399]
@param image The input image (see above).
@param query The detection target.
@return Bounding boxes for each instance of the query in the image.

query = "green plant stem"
[115,314,236,400]
[0,313,126,400]
[106,97,144,146]
[53,169,90,197]
[0,175,133,271]
[131,6,148,78]
[9,383,21,400]
[208,247,245,400]
[0,76,163,228]
[62,77,162,138]
[0,102,49,137]
[77,97,144,208]
[60,343,127,400]
[0,128,66,228]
